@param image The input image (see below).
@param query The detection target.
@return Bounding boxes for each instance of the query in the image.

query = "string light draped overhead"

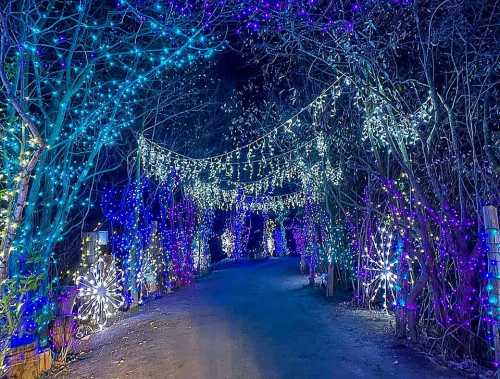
[139,84,344,211]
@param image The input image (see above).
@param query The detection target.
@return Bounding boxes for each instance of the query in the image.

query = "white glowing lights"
[362,226,399,311]
[360,93,432,148]
[193,235,210,272]
[75,257,124,328]
[137,252,158,297]
[221,228,235,257]
[139,84,344,212]
[264,219,276,256]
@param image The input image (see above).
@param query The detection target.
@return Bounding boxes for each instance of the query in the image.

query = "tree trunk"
[483,205,500,373]
[396,307,408,339]
[0,145,44,280]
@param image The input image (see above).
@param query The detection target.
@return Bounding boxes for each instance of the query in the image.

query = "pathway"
[52,257,460,379]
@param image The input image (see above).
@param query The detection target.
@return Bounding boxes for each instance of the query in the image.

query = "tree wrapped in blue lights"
[231,191,249,260]
[321,223,354,289]
[193,208,215,273]
[102,177,154,306]
[274,212,289,257]
[0,0,223,359]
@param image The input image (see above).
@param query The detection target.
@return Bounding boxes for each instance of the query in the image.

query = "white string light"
[139,83,345,211]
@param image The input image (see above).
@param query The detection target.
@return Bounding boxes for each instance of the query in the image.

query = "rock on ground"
[50,257,461,379]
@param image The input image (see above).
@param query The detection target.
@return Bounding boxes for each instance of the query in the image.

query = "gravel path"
[51,257,460,379]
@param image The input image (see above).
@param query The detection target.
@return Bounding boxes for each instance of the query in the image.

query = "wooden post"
[326,262,335,297]
[483,205,500,374]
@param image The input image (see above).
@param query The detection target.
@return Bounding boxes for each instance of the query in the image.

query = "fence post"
[483,205,500,374]
[326,262,335,297]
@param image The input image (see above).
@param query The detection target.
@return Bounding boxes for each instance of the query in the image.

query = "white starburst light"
[76,257,124,328]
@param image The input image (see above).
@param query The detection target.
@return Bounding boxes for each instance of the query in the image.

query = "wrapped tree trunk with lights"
[0,1,225,367]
